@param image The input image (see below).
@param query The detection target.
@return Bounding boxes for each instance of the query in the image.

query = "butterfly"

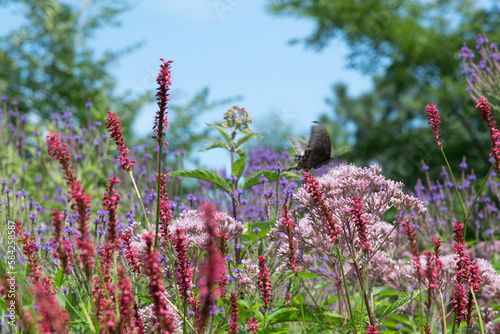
[284,121,334,172]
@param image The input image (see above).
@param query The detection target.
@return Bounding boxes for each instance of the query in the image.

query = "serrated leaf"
[241,170,302,190]
[379,289,420,320]
[207,123,231,142]
[231,156,247,180]
[169,168,230,192]
[236,132,258,147]
[198,140,229,152]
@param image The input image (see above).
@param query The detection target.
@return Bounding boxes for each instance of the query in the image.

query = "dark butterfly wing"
[285,135,309,157]
[284,121,333,171]
[308,121,331,159]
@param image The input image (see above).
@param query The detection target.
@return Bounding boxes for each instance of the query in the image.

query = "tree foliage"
[0,0,149,129]
[268,0,500,183]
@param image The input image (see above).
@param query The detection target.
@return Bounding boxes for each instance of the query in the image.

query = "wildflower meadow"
[1,36,500,334]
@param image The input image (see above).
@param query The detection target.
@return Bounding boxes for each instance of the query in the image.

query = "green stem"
[438,289,447,334]
[465,163,494,225]
[471,288,485,334]
[154,144,163,248]
[440,148,466,222]
[294,274,307,332]
[336,245,358,334]
[128,170,150,233]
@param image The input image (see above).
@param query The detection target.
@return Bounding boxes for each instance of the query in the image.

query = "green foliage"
[167,88,240,164]
[268,0,500,184]
[0,0,149,129]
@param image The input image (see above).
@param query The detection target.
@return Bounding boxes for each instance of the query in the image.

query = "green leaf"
[323,310,349,319]
[243,221,272,243]
[235,146,246,157]
[54,268,65,289]
[198,140,229,152]
[236,132,258,147]
[170,168,230,192]
[241,170,302,190]
[207,123,231,143]
[268,305,342,327]
[296,272,323,279]
[379,289,421,320]
[261,329,292,334]
[231,156,247,180]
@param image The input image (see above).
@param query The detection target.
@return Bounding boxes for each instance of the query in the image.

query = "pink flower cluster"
[295,165,426,256]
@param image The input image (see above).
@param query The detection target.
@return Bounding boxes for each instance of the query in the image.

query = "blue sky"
[1,0,372,168]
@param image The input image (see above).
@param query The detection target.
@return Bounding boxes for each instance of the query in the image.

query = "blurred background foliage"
[268,0,500,184]
[2,0,500,186]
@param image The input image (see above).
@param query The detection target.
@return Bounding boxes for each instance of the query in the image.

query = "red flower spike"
[103,176,121,247]
[174,228,193,300]
[228,292,240,334]
[31,282,70,333]
[142,232,176,333]
[426,103,442,148]
[476,96,500,174]
[157,173,173,241]
[402,221,423,282]
[302,172,341,242]
[350,197,372,253]
[198,202,226,327]
[121,231,142,274]
[46,131,95,278]
[105,111,136,172]
[52,209,74,274]
[17,223,56,293]
[154,59,173,147]
[246,317,259,334]
[452,221,482,326]
[257,256,273,311]
[280,204,298,272]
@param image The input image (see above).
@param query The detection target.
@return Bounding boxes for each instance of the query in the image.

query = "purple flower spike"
[1,94,7,101]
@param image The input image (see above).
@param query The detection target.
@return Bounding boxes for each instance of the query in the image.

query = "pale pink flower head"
[168,209,246,248]
[295,164,426,253]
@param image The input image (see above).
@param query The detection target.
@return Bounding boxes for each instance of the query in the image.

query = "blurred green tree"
[268,0,500,184]
[0,0,149,129]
